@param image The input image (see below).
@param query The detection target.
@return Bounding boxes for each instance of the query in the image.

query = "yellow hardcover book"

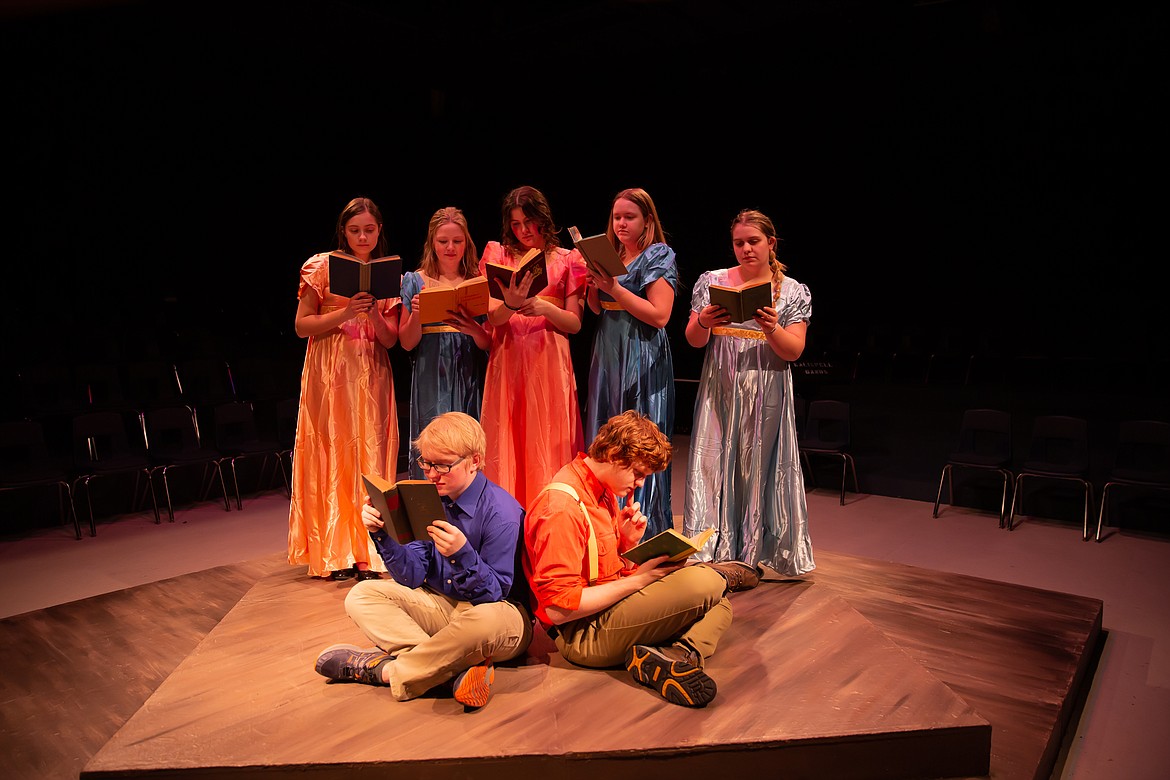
[416,277,490,323]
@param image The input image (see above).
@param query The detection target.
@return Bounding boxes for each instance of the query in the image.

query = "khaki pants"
[345,579,533,701]
[555,565,732,668]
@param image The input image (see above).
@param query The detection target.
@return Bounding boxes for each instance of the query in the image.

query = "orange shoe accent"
[625,645,716,707]
[453,659,495,709]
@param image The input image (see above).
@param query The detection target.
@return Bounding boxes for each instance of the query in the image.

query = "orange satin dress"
[287,253,398,577]
[479,242,587,511]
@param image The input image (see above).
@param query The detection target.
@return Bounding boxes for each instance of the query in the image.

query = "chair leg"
[61,482,81,540]
[839,455,847,505]
[1007,474,1024,530]
[1082,481,1095,542]
[932,465,950,518]
[215,463,231,511]
[230,459,243,510]
[161,468,176,522]
[1096,483,1113,542]
[998,470,1011,529]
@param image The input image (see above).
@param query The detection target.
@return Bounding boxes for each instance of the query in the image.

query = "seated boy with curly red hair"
[522,410,757,707]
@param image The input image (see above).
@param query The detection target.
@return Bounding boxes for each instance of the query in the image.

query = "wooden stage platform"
[68,548,1103,780]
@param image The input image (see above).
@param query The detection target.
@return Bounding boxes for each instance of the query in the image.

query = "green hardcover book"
[621,527,716,565]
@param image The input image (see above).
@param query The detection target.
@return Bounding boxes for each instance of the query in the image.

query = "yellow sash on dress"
[600,301,625,311]
[421,325,459,334]
[712,326,766,340]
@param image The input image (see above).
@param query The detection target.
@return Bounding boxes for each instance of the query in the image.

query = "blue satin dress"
[585,243,679,538]
[683,270,815,576]
[401,271,488,479]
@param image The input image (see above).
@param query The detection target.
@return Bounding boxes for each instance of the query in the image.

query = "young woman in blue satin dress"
[682,209,814,577]
[584,188,678,538]
[398,207,490,479]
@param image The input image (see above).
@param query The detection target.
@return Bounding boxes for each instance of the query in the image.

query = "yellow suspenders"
[540,482,599,583]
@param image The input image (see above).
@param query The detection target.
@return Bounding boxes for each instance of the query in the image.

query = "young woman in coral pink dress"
[479,186,587,510]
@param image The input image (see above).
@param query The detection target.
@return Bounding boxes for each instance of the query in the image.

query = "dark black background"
[2,0,1163,376]
[2,0,1167,530]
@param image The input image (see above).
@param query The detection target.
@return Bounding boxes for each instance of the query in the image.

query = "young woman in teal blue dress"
[398,207,490,480]
[584,188,678,537]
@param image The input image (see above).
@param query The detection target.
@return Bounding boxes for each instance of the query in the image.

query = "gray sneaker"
[314,643,391,685]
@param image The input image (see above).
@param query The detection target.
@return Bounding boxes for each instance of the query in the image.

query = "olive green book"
[362,474,445,544]
[621,527,716,565]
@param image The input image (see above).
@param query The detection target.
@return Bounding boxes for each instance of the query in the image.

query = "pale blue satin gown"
[401,271,488,479]
[585,243,679,538]
[683,270,815,575]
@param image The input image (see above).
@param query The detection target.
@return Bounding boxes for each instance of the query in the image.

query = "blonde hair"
[413,412,486,462]
[606,187,667,260]
[731,209,785,305]
[419,207,480,280]
[588,411,671,472]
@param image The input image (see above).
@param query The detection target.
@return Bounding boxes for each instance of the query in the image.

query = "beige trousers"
[345,578,533,701]
[554,564,732,668]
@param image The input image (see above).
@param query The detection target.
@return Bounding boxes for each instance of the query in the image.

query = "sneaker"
[700,561,760,592]
[624,645,717,707]
[452,659,495,709]
[314,644,391,685]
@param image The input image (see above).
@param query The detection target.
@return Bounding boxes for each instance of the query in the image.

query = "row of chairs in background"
[5,355,302,421]
[0,399,299,540]
[932,410,1170,542]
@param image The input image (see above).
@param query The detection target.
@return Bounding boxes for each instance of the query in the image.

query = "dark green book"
[708,278,772,323]
[328,252,402,300]
[621,527,716,565]
[362,474,446,544]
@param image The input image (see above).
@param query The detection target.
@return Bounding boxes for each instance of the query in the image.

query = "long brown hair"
[499,186,560,256]
[606,187,667,260]
[731,209,785,305]
[418,206,480,280]
[335,197,388,258]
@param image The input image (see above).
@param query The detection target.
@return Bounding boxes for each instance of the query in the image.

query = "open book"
[708,278,772,324]
[483,247,547,301]
[362,473,446,544]
[328,252,402,300]
[416,277,490,323]
[621,527,716,566]
[568,226,627,277]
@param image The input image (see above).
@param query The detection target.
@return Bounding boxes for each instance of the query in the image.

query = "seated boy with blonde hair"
[314,412,531,709]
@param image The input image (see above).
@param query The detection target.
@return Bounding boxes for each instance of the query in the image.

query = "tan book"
[568,226,627,277]
[415,276,489,323]
[328,252,402,299]
[361,473,446,544]
[621,527,716,565]
[708,278,772,324]
[483,247,547,301]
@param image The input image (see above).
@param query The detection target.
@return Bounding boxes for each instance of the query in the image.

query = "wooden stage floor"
[57,548,1100,780]
[0,544,1100,780]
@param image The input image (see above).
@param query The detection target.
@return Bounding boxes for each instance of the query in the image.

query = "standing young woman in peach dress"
[288,197,400,581]
[479,186,587,510]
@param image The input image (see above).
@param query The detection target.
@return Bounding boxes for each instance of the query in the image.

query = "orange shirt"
[522,454,632,627]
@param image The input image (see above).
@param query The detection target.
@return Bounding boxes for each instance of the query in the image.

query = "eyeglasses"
[416,456,466,475]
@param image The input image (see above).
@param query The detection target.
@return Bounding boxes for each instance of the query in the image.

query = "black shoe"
[625,645,716,707]
[355,569,382,581]
[314,644,391,685]
[329,568,356,581]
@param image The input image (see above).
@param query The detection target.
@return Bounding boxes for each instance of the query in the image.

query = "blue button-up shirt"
[369,471,525,605]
